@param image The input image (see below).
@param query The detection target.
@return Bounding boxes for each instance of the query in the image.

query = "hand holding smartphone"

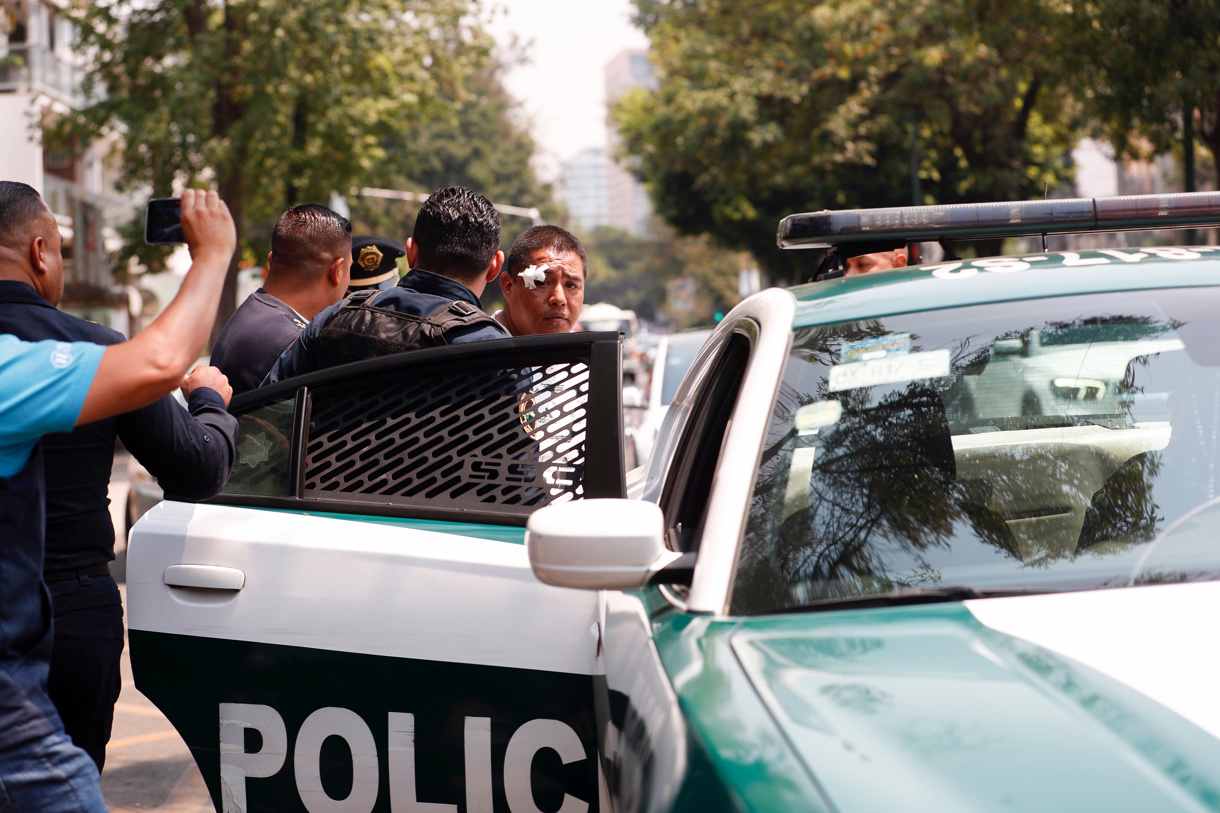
[145,197,183,244]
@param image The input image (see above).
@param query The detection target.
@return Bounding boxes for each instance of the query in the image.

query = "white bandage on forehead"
[519,264,549,290]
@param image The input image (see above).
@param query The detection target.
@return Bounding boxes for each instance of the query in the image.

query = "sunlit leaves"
[54,0,488,272]
[618,0,1086,282]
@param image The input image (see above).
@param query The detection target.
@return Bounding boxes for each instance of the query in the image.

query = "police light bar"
[777,191,1220,249]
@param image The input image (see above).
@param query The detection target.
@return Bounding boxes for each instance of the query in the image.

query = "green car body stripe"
[648,605,835,812]
[130,629,597,813]
[724,603,1220,811]
[240,505,527,544]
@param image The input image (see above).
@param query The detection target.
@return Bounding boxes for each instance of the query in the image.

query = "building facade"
[559,146,608,233]
[604,49,655,237]
[2,0,131,320]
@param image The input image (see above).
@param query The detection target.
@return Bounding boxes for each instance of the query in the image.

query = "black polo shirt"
[0,281,238,573]
[211,289,308,395]
[0,336,104,748]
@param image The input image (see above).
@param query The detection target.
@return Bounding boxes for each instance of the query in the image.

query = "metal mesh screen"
[303,362,591,511]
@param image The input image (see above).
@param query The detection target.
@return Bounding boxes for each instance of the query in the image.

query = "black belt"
[44,563,112,582]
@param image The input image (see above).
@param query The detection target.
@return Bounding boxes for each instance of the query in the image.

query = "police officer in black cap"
[349,235,406,292]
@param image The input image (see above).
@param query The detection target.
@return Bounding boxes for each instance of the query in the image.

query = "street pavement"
[103,454,214,812]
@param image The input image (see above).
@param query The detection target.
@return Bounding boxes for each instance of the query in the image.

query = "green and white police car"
[129,191,1220,812]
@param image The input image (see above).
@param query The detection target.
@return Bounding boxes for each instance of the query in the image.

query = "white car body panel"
[966,581,1220,741]
[128,501,598,673]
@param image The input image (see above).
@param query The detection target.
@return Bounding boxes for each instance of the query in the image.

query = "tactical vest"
[315,289,502,369]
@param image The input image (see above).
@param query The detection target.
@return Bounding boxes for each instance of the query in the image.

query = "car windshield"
[732,288,1220,615]
[660,330,712,405]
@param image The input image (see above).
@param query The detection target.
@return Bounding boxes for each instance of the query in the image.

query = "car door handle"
[163,564,246,591]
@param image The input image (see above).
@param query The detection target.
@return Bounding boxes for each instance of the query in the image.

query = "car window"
[733,288,1220,614]
[660,330,713,406]
[224,395,296,497]
[659,328,753,553]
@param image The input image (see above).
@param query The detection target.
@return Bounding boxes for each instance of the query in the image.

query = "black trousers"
[46,573,124,772]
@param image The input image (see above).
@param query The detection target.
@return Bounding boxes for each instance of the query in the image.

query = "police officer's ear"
[29,235,51,276]
[892,249,908,268]
[325,254,347,289]
[483,250,505,282]
[499,263,514,300]
[405,237,419,270]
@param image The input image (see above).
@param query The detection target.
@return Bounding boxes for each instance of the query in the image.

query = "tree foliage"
[582,223,748,328]
[1063,0,1220,190]
[615,0,1085,282]
[53,0,489,334]
[349,57,558,256]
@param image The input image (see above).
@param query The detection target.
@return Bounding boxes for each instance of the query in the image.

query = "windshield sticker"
[842,334,911,363]
[795,400,843,434]
[238,433,272,468]
[828,349,951,392]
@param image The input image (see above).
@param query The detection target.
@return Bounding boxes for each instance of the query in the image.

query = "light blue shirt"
[0,335,105,477]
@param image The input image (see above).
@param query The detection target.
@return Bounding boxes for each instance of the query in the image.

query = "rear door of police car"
[126,334,624,813]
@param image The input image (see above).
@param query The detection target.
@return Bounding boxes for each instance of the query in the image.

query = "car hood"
[731,581,1220,812]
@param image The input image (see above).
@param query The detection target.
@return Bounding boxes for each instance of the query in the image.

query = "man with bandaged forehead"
[494,225,586,337]
[493,227,591,494]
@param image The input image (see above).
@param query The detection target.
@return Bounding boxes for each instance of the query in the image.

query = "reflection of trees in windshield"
[1039,316,1180,346]
[733,310,1186,615]
[738,381,1021,612]
[1078,452,1164,550]
[776,384,960,595]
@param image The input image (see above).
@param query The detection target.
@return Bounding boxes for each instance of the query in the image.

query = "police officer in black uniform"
[264,187,509,383]
[211,204,352,394]
[349,235,406,293]
[0,182,240,774]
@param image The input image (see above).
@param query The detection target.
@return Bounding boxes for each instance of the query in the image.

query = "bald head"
[0,181,65,305]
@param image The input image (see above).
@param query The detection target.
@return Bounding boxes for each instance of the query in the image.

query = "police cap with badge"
[349,235,406,292]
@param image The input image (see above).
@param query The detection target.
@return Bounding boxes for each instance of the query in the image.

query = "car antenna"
[1042,183,1049,252]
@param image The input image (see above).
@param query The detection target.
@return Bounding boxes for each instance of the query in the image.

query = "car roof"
[790,247,1220,329]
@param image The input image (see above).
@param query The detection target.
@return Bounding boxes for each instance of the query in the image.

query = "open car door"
[126,333,625,813]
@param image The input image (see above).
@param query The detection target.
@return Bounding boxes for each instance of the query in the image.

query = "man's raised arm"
[77,189,236,425]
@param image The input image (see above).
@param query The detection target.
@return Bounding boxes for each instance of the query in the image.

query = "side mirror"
[526,499,685,589]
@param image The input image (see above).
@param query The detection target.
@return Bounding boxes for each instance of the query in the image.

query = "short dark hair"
[270,204,352,273]
[412,187,502,282]
[0,181,50,244]
[505,225,587,279]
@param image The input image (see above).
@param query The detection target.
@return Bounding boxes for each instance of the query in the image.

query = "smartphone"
[145,198,183,245]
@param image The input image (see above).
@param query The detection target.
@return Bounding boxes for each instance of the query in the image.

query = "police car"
[128,191,1220,812]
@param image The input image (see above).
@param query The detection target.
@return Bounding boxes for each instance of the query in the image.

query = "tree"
[582,223,749,329]
[615,0,1085,283]
[53,0,489,340]
[348,56,558,259]
[1065,0,1220,192]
